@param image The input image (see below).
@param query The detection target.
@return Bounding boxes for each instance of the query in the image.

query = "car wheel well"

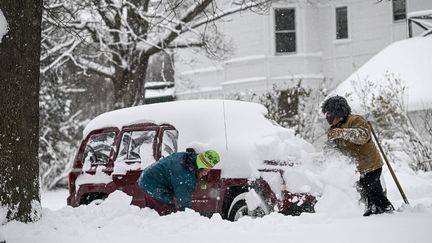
[79,192,108,205]
[227,198,268,221]
[221,186,249,219]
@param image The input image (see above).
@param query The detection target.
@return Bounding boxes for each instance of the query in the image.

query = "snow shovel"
[368,121,410,205]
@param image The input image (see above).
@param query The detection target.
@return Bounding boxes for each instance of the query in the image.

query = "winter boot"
[375,203,395,215]
[363,204,377,216]
[383,204,395,213]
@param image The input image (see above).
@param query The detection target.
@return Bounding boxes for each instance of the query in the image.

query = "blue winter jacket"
[137,152,197,210]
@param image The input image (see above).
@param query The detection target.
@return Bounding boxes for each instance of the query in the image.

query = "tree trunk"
[0,0,42,223]
[112,56,149,109]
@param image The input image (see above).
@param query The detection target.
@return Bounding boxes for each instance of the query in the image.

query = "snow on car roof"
[83,99,315,178]
[332,35,432,112]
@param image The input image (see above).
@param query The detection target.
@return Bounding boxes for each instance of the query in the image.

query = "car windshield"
[83,132,116,165]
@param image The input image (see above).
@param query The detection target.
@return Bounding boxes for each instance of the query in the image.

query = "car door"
[192,169,222,215]
[112,127,158,206]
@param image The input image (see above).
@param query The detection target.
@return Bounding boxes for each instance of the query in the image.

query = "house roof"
[331,35,432,112]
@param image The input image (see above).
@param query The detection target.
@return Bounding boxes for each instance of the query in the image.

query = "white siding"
[175,0,432,98]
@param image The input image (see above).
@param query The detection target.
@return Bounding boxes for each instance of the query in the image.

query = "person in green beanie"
[137,149,220,215]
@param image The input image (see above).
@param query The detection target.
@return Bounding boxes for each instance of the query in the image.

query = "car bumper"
[278,191,317,216]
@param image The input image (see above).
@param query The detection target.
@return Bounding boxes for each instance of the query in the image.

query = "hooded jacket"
[330,114,383,174]
[137,152,197,210]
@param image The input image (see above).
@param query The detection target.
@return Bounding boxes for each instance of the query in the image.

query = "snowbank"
[2,160,432,243]
[332,35,432,112]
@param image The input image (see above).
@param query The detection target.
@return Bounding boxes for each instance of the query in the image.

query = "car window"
[161,129,178,158]
[117,130,157,165]
[83,132,116,165]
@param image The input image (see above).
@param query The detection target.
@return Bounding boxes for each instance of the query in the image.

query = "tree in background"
[0,0,43,223]
[42,0,270,109]
[37,0,270,189]
[352,73,432,171]
[39,69,90,190]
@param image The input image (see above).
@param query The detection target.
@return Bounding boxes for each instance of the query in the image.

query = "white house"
[174,0,432,99]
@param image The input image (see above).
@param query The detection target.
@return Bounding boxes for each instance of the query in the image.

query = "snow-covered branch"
[40,38,83,74]
[41,38,75,61]
[145,0,213,55]
[77,57,115,77]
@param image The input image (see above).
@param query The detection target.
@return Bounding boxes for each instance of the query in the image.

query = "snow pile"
[2,162,432,243]
[280,151,364,217]
[332,35,432,112]
[0,9,8,43]
[311,157,362,217]
[83,100,316,179]
[245,189,267,211]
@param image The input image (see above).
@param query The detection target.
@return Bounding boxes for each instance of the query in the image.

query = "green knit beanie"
[196,150,220,169]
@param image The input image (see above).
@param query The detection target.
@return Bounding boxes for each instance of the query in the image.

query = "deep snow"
[1,157,432,243]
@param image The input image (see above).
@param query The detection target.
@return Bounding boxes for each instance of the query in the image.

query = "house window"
[335,6,348,39]
[393,0,406,21]
[274,8,296,53]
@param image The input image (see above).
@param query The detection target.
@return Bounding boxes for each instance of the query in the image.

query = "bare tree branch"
[145,0,213,56]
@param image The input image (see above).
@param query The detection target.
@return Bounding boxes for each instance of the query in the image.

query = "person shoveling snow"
[321,95,395,216]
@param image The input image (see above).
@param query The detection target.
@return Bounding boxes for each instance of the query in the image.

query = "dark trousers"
[142,192,177,216]
[358,168,393,209]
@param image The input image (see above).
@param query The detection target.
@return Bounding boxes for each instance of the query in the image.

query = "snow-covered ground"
[2,160,432,243]
[2,100,432,243]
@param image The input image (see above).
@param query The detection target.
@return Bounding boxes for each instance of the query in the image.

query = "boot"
[383,204,395,213]
[363,204,377,217]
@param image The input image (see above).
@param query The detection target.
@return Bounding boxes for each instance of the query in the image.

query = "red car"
[67,101,316,221]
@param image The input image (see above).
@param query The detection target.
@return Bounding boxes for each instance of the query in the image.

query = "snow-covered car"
[67,100,317,220]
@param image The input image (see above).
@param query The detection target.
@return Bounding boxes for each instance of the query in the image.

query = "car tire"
[90,199,105,205]
[227,197,268,221]
[80,192,107,205]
